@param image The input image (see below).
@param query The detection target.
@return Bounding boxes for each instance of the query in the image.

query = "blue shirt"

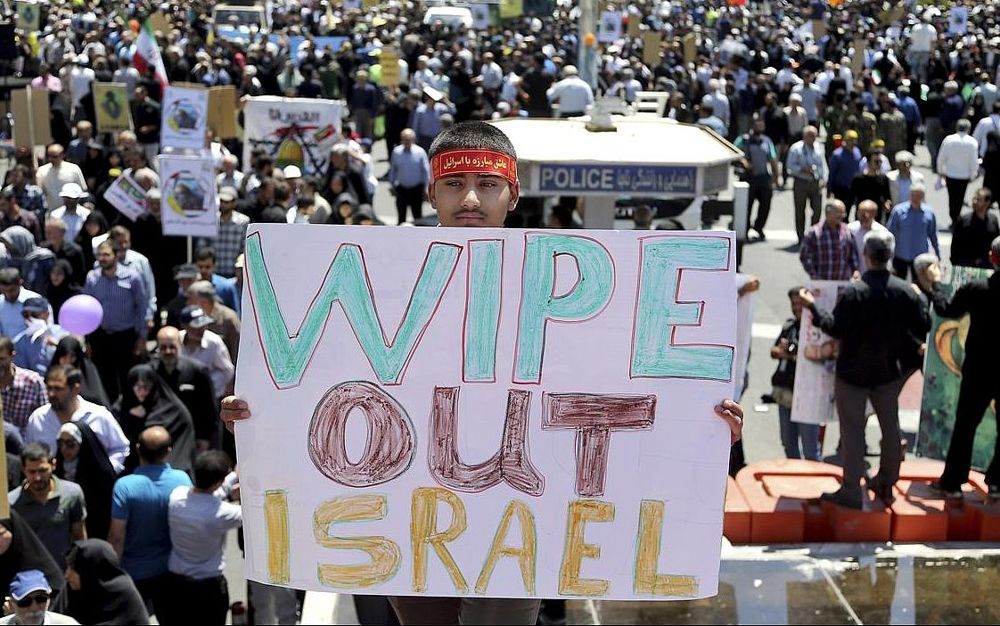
[83,264,147,335]
[211,274,240,315]
[897,95,922,125]
[0,286,42,338]
[886,201,941,261]
[786,140,826,182]
[828,146,863,189]
[112,463,192,581]
[13,324,67,375]
[388,144,431,189]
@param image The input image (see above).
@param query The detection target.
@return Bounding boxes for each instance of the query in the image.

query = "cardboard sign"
[14,1,40,32]
[644,32,663,66]
[149,10,171,34]
[243,97,344,178]
[380,49,401,88]
[918,266,996,467]
[851,38,866,77]
[102,174,148,222]
[627,15,642,38]
[10,88,51,148]
[812,19,827,41]
[158,154,219,238]
[682,32,698,66]
[208,86,238,140]
[161,85,209,151]
[93,83,133,134]
[235,225,737,599]
[791,281,847,425]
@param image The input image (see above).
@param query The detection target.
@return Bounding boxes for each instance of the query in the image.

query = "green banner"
[917,266,997,469]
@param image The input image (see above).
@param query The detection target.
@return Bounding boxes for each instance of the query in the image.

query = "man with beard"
[152,327,220,452]
[83,239,147,401]
[220,121,746,625]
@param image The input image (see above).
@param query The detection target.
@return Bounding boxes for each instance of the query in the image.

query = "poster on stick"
[102,174,148,221]
[234,225,737,600]
[158,155,218,237]
[243,97,344,178]
[93,83,132,134]
[791,280,846,425]
[161,85,209,151]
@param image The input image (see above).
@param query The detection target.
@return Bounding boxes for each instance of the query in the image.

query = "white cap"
[282,165,302,179]
[59,183,84,199]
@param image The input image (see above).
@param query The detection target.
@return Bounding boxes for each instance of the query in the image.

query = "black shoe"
[753,228,766,241]
[928,480,963,500]
[866,476,896,505]
[819,489,863,510]
[987,484,999,501]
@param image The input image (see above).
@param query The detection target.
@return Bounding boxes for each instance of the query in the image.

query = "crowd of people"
[0,0,990,623]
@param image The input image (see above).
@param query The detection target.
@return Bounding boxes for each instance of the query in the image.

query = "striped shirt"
[197,212,249,278]
[0,366,46,433]
[83,264,147,335]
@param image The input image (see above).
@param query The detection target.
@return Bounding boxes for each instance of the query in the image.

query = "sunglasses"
[15,593,48,608]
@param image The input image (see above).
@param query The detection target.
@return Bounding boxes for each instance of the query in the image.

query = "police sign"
[538,164,697,194]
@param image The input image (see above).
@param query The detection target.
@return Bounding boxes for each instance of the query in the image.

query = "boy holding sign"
[221,122,744,624]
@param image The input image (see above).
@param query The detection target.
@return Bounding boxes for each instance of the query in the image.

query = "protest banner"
[93,83,133,134]
[470,3,493,29]
[948,6,968,35]
[267,35,351,64]
[791,280,846,425]
[161,85,209,151]
[208,86,238,139]
[235,226,737,599]
[14,1,40,32]
[158,155,219,238]
[102,174,148,221]
[918,266,996,468]
[598,11,624,43]
[243,97,344,178]
[499,0,523,20]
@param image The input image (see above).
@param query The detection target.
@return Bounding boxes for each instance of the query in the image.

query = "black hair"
[0,336,12,354]
[193,450,232,489]
[45,364,83,388]
[21,442,52,465]
[195,247,216,262]
[428,121,517,161]
[788,286,804,299]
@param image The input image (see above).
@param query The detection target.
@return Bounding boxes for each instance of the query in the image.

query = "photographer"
[770,286,820,461]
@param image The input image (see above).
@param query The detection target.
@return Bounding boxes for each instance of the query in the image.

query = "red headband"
[430,149,518,186]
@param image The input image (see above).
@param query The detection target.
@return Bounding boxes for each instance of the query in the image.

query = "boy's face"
[428,173,518,228]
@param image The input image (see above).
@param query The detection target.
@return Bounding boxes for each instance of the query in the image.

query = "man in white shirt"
[475,52,504,95]
[887,150,925,206]
[909,17,937,85]
[48,183,90,241]
[168,450,242,624]
[848,200,888,273]
[68,56,95,121]
[25,365,130,473]
[546,65,594,118]
[937,118,981,226]
[973,100,1000,157]
[34,145,88,213]
[179,306,234,400]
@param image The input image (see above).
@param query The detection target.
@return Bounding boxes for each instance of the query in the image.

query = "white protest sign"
[243,97,344,179]
[470,3,492,29]
[102,174,148,221]
[158,154,219,238]
[235,225,737,600]
[598,11,624,43]
[948,6,968,35]
[161,85,210,151]
[791,280,847,425]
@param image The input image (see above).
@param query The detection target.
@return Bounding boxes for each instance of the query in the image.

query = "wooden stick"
[0,395,10,519]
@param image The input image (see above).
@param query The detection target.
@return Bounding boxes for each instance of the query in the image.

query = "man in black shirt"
[800,230,930,508]
[519,53,554,118]
[927,236,1000,500]
[131,86,161,167]
[153,326,221,452]
[951,188,1000,268]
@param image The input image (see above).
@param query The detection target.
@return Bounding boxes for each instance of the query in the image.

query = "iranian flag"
[132,18,169,90]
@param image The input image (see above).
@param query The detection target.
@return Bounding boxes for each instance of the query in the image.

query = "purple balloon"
[59,295,104,335]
